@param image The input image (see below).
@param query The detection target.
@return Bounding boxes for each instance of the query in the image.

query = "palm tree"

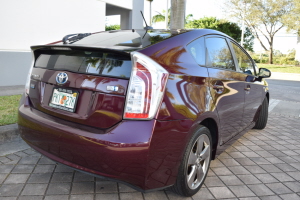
[146,0,154,26]
[152,9,170,25]
[170,0,186,29]
[152,9,192,28]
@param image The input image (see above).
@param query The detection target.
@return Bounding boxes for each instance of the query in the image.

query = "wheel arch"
[266,92,270,104]
[200,118,219,160]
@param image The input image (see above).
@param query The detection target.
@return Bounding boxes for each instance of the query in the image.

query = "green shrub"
[105,25,120,31]
[251,49,297,65]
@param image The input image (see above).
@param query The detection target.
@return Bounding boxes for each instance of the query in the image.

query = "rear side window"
[205,37,235,71]
[231,42,256,75]
[187,37,205,65]
[35,50,132,79]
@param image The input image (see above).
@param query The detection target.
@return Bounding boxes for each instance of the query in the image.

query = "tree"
[170,0,186,29]
[186,17,254,51]
[223,0,293,64]
[152,9,170,25]
[282,0,300,33]
[146,0,154,26]
[281,1,300,62]
[152,9,192,28]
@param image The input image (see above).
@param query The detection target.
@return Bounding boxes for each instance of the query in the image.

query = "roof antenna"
[140,11,153,30]
[140,11,153,39]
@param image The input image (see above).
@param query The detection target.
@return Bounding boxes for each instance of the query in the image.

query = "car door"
[205,36,246,144]
[229,41,264,126]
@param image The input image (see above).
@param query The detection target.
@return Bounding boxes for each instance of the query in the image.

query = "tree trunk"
[170,0,186,29]
[165,0,169,29]
[150,1,152,26]
[269,37,274,64]
[269,49,273,64]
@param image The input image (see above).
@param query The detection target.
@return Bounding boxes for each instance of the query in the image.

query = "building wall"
[106,6,132,29]
[0,0,106,51]
[0,51,32,86]
[101,0,133,10]
[106,0,144,29]
[0,0,144,86]
[131,0,144,29]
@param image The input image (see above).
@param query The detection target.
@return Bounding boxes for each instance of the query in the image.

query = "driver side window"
[231,42,256,75]
[205,37,236,71]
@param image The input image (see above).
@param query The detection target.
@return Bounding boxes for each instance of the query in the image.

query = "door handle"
[213,85,224,90]
[213,81,224,94]
[245,85,251,91]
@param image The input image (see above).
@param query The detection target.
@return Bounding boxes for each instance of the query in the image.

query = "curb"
[269,72,300,81]
[0,124,20,144]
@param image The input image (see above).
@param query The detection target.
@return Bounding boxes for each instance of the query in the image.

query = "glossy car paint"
[19,96,194,190]
[18,29,269,191]
[29,68,128,128]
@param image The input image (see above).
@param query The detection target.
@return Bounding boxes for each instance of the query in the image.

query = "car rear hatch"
[28,46,131,129]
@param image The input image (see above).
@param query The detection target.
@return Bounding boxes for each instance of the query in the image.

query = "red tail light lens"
[25,51,35,95]
[124,52,169,120]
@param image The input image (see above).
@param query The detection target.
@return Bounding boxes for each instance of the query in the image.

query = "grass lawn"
[257,64,300,74]
[0,95,21,126]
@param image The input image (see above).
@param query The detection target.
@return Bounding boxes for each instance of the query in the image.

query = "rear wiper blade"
[62,33,91,44]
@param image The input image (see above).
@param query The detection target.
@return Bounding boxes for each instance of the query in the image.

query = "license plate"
[49,88,79,112]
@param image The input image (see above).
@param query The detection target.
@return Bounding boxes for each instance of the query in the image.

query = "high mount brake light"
[124,52,168,120]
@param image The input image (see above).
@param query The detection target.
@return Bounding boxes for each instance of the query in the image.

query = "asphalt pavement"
[267,73,300,118]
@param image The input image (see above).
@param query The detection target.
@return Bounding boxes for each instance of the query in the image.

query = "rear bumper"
[18,95,193,191]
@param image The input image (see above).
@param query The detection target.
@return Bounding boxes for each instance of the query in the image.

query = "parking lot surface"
[0,113,299,200]
[1,74,300,200]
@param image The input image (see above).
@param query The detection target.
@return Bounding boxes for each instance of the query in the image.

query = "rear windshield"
[35,50,132,79]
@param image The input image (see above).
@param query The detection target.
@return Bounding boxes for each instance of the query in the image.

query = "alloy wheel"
[186,134,211,189]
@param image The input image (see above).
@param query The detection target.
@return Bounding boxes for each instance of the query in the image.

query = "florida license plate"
[49,88,79,112]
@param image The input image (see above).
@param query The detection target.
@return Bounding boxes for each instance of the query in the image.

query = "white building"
[0,0,145,86]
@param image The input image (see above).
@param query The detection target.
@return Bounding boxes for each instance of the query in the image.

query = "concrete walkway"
[0,85,24,96]
[0,72,299,199]
[0,114,299,200]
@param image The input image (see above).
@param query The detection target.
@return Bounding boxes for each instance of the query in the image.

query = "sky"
[107,0,297,54]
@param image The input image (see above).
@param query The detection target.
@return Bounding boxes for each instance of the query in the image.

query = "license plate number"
[49,88,79,112]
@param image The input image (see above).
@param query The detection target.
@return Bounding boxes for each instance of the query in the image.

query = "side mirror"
[258,68,271,78]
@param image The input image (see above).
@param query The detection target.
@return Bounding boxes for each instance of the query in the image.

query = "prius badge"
[56,72,68,84]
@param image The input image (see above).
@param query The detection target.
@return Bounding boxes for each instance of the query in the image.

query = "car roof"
[31,29,232,53]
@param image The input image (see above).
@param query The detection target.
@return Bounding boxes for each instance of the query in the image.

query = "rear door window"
[35,50,132,79]
[187,37,206,66]
[205,37,235,71]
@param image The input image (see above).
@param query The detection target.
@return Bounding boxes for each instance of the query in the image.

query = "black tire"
[253,97,268,129]
[171,126,212,197]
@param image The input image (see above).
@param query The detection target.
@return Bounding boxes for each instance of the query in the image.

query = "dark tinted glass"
[71,30,180,50]
[35,50,132,79]
[231,42,256,75]
[187,37,205,65]
[205,37,235,71]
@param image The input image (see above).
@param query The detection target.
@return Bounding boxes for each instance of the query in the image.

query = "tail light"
[25,51,35,94]
[124,52,169,120]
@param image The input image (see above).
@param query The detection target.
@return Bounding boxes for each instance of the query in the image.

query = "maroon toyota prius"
[18,29,271,197]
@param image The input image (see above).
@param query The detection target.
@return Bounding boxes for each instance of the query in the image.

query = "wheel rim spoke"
[187,166,197,188]
[196,136,204,155]
[188,152,197,165]
[200,146,210,160]
[196,165,205,181]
